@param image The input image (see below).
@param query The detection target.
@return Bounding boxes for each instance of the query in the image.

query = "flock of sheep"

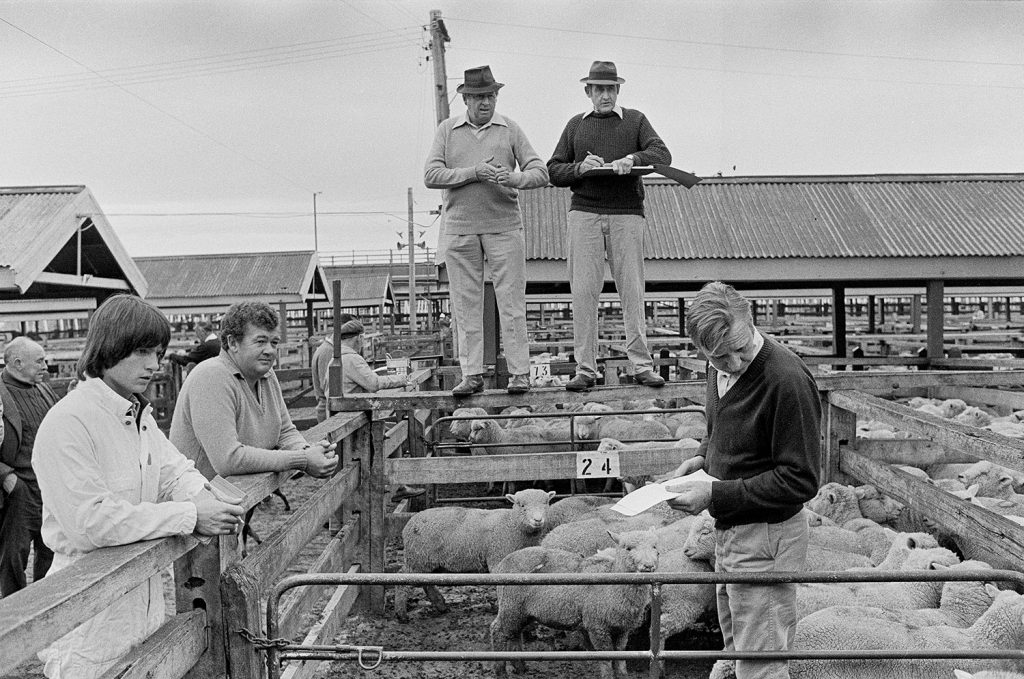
[391,396,1024,679]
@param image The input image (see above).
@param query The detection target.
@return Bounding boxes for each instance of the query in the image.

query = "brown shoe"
[634,370,666,388]
[507,374,531,394]
[565,373,596,392]
[452,374,485,397]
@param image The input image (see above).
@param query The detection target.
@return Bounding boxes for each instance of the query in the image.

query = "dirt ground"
[3,477,721,679]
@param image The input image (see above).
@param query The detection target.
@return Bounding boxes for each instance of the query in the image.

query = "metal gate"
[257,567,1024,679]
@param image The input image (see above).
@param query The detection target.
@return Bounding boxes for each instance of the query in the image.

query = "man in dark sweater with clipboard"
[547,60,671,391]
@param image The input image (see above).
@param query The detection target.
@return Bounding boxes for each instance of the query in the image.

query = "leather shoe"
[506,374,531,394]
[451,374,485,397]
[390,485,426,503]
[634,370,666,388]
[565,373,596,392]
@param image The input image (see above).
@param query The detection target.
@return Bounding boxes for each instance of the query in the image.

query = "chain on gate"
[237,628,384,670]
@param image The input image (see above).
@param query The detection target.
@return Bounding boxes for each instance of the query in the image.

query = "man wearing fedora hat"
[425,65,548,397]
[548,60,672,392]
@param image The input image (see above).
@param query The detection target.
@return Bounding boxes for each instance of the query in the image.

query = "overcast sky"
[2,0,1022,259]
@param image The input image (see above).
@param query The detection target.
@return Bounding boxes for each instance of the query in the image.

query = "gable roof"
[135,250,329,309]
[0,185,147,295]
[522,174,1024,261]
[321,272,394,308]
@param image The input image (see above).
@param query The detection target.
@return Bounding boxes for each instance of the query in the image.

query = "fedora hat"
[580,60,625,85]
[456,65,504,94]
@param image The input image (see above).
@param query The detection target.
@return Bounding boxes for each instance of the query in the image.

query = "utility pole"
[428,10,450,125]
[312,191,321,251]
[407,187,417,332]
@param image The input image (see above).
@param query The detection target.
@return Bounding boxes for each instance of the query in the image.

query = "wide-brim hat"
[457,65,504,94]
[581,60,625,85]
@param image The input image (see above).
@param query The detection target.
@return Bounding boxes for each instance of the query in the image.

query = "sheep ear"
[906,536,918,549]
[505,493,516,504]
[607,530,621,544]
[952,670,971,679]
[985,583,999,596]
[930,562,949,571]
[547,490,557,500]
[999,474,1014,488]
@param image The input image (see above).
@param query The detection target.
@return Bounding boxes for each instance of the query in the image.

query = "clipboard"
[583,164,702,188]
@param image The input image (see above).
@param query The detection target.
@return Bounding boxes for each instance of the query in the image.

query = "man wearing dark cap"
[548,61,672,392]
[425,65,549,397]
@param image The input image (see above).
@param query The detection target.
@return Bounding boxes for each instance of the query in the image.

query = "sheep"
[955,406,994,428]
[447,406,489,444]
[800,563,997,630]
[958,461,1024,501]
[953,671,1024,679]
[540,507,682,557]
[469,418,570,493]
[546,495,616,529]
[846,532,941,571]
[394,489,556,623]
[573,413,672,444]
[796,546,962,619]
[984,420,1024,439]
[490,528,659,679]
[596,436,702,491]
[855,484,906,525]
[806,482,864,525]
[790,588,1024,679]
[655,548,716,667]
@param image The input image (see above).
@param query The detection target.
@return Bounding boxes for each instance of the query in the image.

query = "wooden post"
[878,297,885,326]
[277,302,288,344]
[176,539,230,679]
[926,280,945,361]
[659,347,671,382]
[305,299,315,364]
[677,297,685,337]
[910,295,922,333]
[831,286,847,361]
[1006,297,1013,324]
[867,294,876,334]
[220,563,263,679]
[350,421,372,610]
[368,417,387,614]
[822,399,857,485]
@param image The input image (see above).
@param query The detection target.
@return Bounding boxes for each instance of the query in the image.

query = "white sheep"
[546,495,616,529]
[846,532,939,570]
[806,482,864,525]
[490,529,660,679]
[469,418,570,493]
[956,406,994,428]
[394,489,556,622]
[540,506,681,557]
[855,484,906,525]
[655,547,716,668]
[796,546,962,619]
[791,588,1024,679]
[573,413,672,443]
[958,461,1024,501]
[953,670,1024,679]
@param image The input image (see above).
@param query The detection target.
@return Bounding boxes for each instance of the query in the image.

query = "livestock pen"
[4,366,1024,678]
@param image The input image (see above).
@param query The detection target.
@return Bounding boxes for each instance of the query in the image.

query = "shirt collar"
[76,377,151,418]
[452,112,509,129]
[216,351,269,382]
[583,105,623,119]
[716,330,765,380]
[205,332,218,342]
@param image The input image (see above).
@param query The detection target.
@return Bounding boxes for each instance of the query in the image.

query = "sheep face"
[450,407,488,441]
[682,512,716,561]
[955,406,993,428]
[574,414,599,439]
[469,418,501,444]
[609,529,659,573]
[505,489,557,534]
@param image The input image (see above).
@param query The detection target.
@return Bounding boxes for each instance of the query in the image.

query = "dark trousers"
[0,477,53,596]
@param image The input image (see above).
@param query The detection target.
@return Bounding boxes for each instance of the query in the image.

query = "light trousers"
[714,512,809,679]
[444,230,529,376]
[567,210,653,378]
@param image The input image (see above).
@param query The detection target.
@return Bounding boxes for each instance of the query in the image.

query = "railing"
[5,366,1024,678]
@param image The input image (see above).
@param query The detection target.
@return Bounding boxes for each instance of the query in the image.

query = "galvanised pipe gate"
[261,568,1024,679]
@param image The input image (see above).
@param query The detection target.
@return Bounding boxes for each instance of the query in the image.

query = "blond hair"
[686,281,752,352]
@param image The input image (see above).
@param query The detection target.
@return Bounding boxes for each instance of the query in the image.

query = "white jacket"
[33,377,207,679]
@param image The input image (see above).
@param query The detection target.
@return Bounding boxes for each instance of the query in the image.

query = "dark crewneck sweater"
[700,334,821,529]
[547,108,671,216]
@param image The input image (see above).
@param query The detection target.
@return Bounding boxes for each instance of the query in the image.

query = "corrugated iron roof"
[0,185,147,295]
[136,251,317,299]
[522,174,1024,261]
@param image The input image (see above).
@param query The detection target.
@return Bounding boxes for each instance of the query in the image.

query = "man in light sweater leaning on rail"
[425,65,549,397]
[170,301,337,480]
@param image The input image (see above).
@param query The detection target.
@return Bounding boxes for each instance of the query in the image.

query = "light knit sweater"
[170,352,308,478]
[424,113,548,235]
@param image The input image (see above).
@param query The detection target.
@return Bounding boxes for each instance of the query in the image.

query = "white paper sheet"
[609,470,719,516]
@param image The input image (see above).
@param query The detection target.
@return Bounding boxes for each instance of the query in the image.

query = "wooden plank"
[841,449,1024,573]
[383,419,408,458]
[829,390,1024,475]
[243,465,361,587]
[220,561,263,679]
[0,535,197,670]
[175,537,228,679]
[302,411,370,444]
[368,419,387,613]
[97,609,207,679]
[279,565,362,679]
[386,446,685,485]
[328,371,1024,412]
[823,402,856,484]
[929,385,1024,411]
[854,439,978,467]
[277,521,362,640]
[934,357,1024,369]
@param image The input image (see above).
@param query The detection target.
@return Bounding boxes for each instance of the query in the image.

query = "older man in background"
[0,337,58,595]
[167,319,221,370]
[425,64,549,396]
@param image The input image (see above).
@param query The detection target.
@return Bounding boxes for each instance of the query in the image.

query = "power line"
[448,16,1024,69]
[0,32,419,99]
[0,14,313,191]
